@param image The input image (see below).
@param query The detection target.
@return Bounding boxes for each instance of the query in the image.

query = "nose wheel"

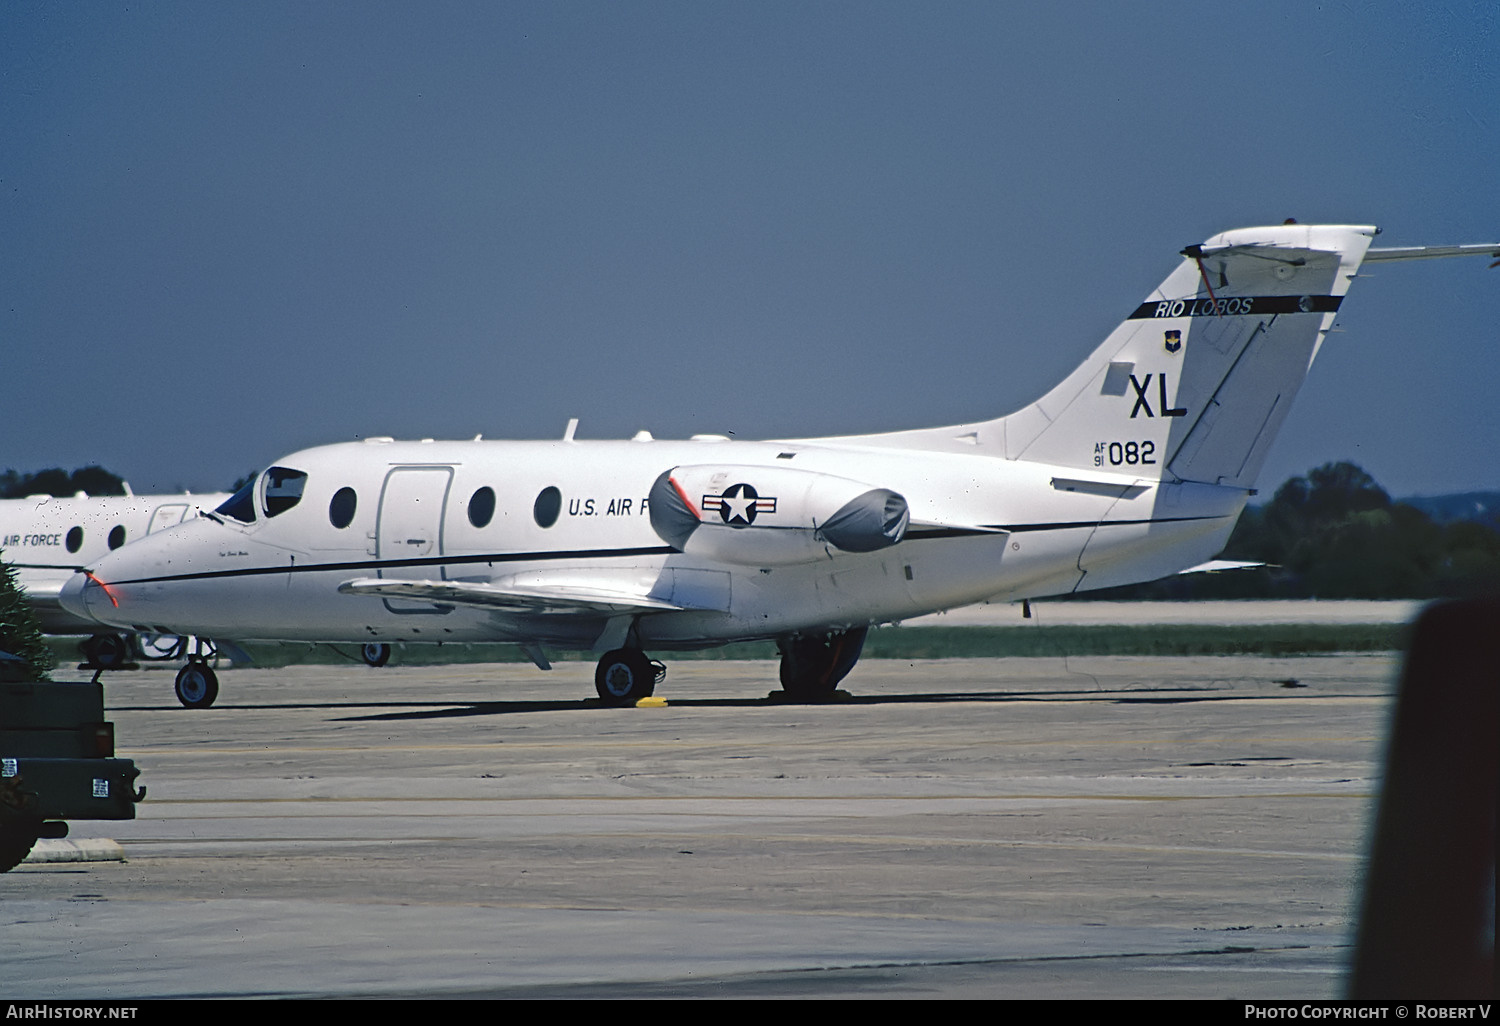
[361,643,392,667]
[174,661,219,709]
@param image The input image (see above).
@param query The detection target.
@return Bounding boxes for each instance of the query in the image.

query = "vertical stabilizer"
[1007,224,1376,486]
[830,224,1379,490]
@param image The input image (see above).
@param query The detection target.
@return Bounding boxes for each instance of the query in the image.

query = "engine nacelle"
[648,464,909,567]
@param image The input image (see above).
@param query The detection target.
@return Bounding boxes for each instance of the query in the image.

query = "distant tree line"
[0,466,128,499]
[1097,462,1500,600]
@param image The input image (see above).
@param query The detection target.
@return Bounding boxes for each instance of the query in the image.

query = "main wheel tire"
[175,662,219,709]
[361,643,392,668]
[83,632,131,670]
[594,648,658,706]
[777,627,868,702]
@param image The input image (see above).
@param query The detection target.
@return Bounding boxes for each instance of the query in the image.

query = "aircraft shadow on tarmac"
[116,678,1348,720]
[118,683,1339,720]
[321,684,1304,722]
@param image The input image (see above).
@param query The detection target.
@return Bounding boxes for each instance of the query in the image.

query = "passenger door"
[376,467,454,614]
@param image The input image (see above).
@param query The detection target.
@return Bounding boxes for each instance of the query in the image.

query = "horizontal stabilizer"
[337,577,688,615]
[1364,244,1500,263]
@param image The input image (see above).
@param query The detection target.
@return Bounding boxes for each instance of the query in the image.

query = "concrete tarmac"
[1,654,1398,999]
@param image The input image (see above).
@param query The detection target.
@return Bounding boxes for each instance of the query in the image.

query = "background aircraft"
[1,489,226,667]
[60,224,1498,707]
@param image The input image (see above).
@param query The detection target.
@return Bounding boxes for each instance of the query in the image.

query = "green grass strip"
[50,622,1407,668]
[860,623,1407,659]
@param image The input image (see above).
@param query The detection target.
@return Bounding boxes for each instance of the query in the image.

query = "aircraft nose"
[58,571,113,625]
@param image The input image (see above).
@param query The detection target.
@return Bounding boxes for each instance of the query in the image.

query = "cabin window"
[468,487,496,528]
[216,479,258,524]
[108,525,126,549]
[328,487,357,529]
[66,527,83,553]
[263,467,308,518]
[534,486,561,528]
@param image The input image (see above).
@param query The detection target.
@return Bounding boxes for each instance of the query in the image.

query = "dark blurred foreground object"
[1350,598,1498,998]
[0,677,144,871]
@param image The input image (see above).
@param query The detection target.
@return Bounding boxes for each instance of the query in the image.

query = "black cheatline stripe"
[907,516,1222,537]
[996,515,1223,532]
[105,545,679,587]
[1127,294,1342,320]
[101,515,1230,588]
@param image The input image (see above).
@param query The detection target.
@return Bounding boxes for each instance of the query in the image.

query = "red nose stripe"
[83,570,120,609]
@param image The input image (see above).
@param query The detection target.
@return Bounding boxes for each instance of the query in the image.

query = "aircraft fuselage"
[61,435,1246,649]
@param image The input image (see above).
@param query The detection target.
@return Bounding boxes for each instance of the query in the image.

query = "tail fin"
[1017,223,1378,486]
[839,224,1378,488]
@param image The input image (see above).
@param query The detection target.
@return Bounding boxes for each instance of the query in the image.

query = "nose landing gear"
[174,661,219,708]
[173,638,221,708]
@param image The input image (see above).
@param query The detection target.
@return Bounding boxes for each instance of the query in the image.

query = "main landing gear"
[361,643,392,667]
[80,632,133,670]
[594,648,666,706]
[590,627,868,707]
[776,627,868,703]
[81,632,196,670]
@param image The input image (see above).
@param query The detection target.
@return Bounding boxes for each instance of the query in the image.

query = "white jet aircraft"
[58,224,1497,708]
[1,489,227,666]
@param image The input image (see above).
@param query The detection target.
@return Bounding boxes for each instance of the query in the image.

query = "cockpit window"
[263,467,308,518]
[215,478,258,524]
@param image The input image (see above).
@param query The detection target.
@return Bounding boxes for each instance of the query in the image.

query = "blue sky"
[4,2,1496,497]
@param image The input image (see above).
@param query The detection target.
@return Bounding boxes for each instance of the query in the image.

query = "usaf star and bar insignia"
[701,483,777,526]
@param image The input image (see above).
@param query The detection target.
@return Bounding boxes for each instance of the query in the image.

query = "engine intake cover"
[648,465,909,566]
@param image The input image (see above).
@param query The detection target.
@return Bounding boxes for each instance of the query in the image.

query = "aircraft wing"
[15,577,65,603]
[336,577,692,615]
[1177,559,1268,574]
[905,521,1010,539]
